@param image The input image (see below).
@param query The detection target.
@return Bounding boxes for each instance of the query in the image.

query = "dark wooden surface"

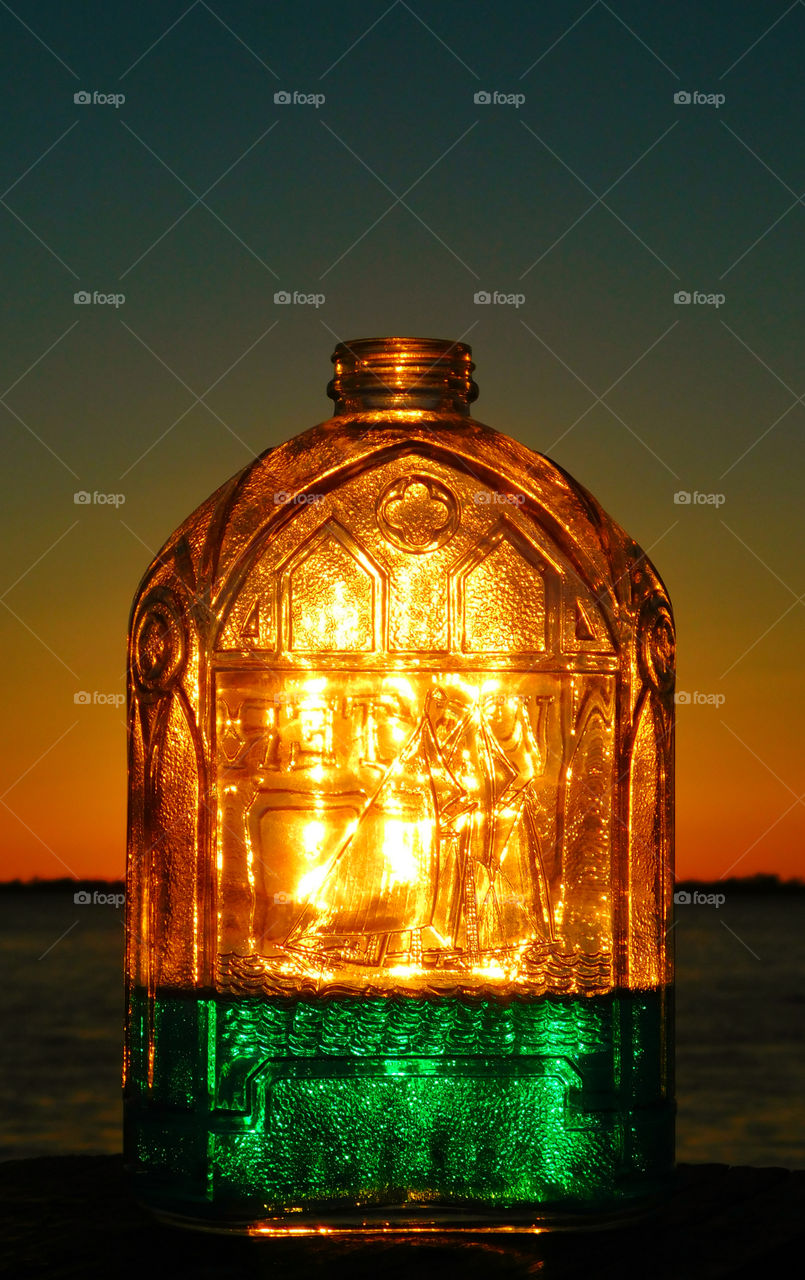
[1,1157,804,1279]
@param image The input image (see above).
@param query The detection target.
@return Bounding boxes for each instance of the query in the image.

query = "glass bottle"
[124,337,675,1233]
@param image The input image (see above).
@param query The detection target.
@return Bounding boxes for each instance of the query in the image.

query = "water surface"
[1,891,803,1167]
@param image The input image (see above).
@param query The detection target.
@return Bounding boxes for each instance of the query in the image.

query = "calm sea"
[1,890,803,1166]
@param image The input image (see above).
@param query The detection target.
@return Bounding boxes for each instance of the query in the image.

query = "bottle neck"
[327,337,478,416]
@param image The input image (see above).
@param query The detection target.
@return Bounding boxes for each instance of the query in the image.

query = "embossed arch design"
[277,518,387,653]
[209,443,622,663]
[448,517,563,655]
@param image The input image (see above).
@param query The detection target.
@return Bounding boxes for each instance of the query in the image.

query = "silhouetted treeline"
[0,877,126,892]
[1,873,803,893]
[675,874,805,895]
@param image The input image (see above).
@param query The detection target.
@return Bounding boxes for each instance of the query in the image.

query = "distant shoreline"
[1,874,804,894]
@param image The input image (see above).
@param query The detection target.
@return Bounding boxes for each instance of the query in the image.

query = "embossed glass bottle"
[125,337,675,1233]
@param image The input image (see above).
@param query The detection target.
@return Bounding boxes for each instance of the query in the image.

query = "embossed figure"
[430,688,555,961]
[279,685,555,973]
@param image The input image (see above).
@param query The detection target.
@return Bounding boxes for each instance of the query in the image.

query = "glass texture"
[125,338,675,1232]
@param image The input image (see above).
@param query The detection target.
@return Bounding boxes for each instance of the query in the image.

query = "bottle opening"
[327,337,478,415]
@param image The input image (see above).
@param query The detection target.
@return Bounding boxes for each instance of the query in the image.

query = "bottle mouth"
[327,337,478,415]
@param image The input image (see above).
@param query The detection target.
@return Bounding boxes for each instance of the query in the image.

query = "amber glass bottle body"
[125,338,674,1232]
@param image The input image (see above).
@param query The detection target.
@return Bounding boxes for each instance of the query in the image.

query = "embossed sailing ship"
[235,680,561,983]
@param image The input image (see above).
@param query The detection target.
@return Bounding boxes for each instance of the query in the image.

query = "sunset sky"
[1,1,803,882]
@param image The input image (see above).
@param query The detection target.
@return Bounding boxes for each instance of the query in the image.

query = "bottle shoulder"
[128,413,671,635]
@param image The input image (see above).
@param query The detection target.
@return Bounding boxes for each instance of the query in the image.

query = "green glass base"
[124,988,673,1232]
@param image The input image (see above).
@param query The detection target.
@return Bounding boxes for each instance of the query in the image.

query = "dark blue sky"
[1,0,803,879]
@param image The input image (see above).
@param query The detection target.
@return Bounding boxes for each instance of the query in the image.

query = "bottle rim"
[327,336,478,414]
